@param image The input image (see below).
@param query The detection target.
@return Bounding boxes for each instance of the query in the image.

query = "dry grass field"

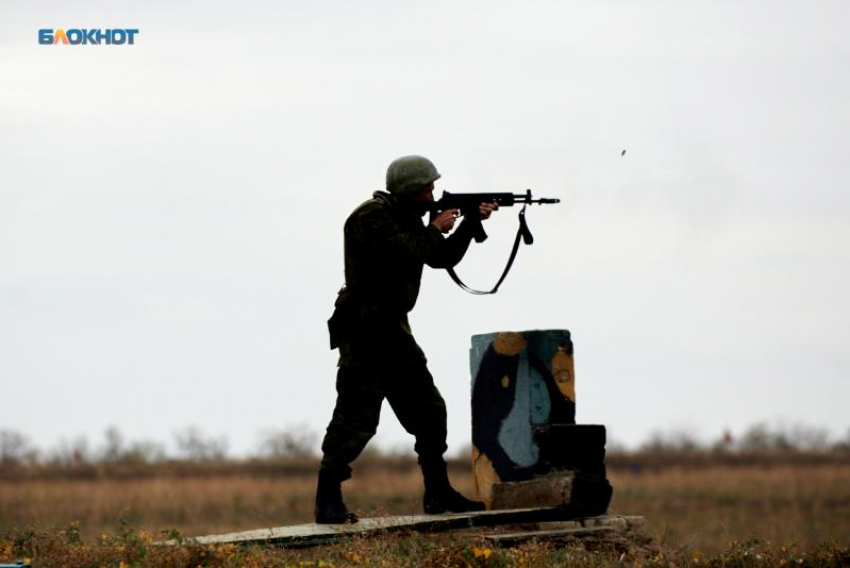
[608,464,850,553]
[2,455,849,566]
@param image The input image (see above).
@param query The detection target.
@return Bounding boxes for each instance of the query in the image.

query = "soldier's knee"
[429,395,448,421]
[329,412,379,437]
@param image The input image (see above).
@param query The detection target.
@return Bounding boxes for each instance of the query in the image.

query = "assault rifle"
[427,189,560,294]
[428,189,560,243]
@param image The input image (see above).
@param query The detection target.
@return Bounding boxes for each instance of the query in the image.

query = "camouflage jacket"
[329,191,474,365]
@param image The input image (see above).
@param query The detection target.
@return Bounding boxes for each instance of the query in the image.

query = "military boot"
[314,469,359,524]
[420,459,486,515]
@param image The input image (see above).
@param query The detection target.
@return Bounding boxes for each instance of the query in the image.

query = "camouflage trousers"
[319,359,449,480]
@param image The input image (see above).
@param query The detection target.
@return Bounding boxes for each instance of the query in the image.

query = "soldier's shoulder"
[347,192,393,223]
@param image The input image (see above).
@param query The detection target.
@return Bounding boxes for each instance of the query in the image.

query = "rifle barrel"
[433,192,560,208]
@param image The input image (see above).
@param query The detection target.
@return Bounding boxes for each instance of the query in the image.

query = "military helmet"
[386,155,441,196]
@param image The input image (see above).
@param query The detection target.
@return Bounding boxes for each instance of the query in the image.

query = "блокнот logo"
[39,29,139,45]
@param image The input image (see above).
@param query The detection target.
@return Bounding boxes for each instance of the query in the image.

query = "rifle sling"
[446,205,532,295]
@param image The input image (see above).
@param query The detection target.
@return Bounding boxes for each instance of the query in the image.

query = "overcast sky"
[2,1,849,457]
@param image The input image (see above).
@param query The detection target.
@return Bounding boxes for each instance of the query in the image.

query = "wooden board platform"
[483,515,645,545]
[485,525,613,546]
[166,508,644,549]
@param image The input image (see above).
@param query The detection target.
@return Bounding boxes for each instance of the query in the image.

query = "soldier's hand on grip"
[479,202,499,220]
[430,209,458,233]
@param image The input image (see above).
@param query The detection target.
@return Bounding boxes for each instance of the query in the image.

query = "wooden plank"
[490,475,575,509]
[165,509,639,549]
[482,515,645,546]
[490,473,613,516]
[484,525,613,546]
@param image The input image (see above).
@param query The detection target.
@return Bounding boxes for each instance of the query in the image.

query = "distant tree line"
[1,422,848,468]
[635,421,845,454]
[0,424,319,467]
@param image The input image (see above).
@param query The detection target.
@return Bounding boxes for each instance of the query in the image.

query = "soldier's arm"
[354,206,472,267]
[424,221,474,268]
[425,202,498,268]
